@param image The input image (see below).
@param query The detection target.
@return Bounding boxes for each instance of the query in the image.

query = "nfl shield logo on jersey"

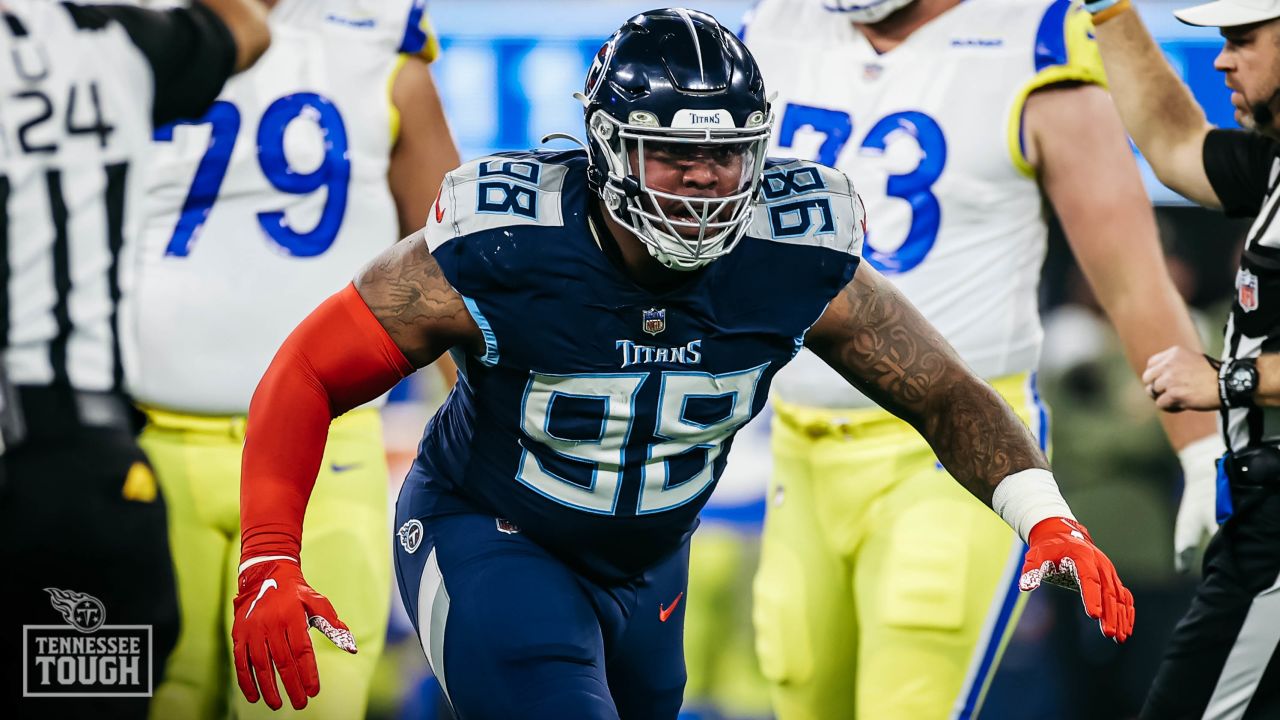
[643,308,666,335]
[1238,268,1260,312]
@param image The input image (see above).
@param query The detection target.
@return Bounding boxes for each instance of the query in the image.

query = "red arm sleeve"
[239,284,414,567]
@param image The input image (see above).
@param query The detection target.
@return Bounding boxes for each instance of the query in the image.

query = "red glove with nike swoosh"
[234,285,411,709]
[231,558,357,711]
[1019,517,1136,643]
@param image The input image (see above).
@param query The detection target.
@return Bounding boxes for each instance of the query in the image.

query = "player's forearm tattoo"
[809,271,1048,505]
[355,233,476,365]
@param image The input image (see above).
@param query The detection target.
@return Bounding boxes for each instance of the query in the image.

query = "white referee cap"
[1175,0,1280,27]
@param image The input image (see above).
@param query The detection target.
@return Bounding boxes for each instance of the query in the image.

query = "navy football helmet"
[580,8,773,271]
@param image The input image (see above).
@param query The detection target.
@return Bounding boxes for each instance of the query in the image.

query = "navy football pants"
[395,485,690,719]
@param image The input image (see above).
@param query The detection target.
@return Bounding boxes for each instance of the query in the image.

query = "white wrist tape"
[992,468,1075,543]
[238,554,299,575]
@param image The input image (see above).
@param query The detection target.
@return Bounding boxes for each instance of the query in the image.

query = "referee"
[0,1,267,716]
[1088,0,1280,717]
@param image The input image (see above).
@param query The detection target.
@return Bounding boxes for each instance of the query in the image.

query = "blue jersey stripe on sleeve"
[1033,0,1072,71]
[398,0,429,55]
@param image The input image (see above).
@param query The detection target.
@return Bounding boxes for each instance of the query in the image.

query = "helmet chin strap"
[645,243,691,270]
[619,176,644,199]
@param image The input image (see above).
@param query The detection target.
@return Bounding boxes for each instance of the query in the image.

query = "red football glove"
[231,559,357,710]
[1019,517,1136,643]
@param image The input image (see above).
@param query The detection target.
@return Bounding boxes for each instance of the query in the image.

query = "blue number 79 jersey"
[411,149,864,581]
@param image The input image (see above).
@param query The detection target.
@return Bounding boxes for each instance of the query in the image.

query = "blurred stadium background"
[373,3,1248,718]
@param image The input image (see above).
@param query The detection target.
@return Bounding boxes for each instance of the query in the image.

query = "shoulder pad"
[426,153,573,251]
[748,159,865,258]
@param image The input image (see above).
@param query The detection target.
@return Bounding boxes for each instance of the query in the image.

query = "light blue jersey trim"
[462,296,499,367]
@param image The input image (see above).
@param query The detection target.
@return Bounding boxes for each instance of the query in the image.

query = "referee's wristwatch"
[1219,357,1259,408]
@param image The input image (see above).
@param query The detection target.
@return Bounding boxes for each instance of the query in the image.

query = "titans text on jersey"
[617,339,703,368]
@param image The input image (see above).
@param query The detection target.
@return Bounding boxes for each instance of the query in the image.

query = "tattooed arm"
[803,264,1047,506]
[238,231,479,602]
[354,230,484,367]
[804,265,1134,642]
[234,232,486,709]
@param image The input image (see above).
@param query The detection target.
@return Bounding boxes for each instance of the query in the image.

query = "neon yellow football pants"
[142,407,390,720]
[753,373,1043,720]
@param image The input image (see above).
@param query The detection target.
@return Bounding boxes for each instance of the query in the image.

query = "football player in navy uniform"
[228,9,1134,718]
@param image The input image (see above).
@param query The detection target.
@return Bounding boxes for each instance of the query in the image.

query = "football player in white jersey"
[127,1,459,717]
[741,1,1222,717]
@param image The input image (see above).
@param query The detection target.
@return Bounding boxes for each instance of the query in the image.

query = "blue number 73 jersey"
[411,149,863,581]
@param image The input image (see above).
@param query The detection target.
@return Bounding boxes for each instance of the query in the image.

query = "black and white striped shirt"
[1205,128,1280,453]
[0,0,235,394]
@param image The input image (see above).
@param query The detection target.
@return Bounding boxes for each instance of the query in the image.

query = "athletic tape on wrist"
[992,468,1076,543]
